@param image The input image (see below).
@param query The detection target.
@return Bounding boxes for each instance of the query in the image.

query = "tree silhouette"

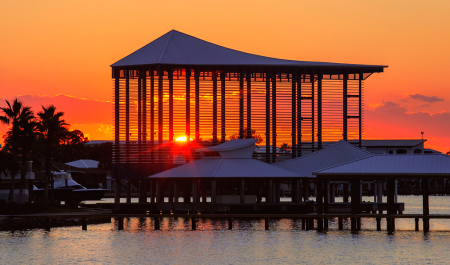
[228,128,263,144]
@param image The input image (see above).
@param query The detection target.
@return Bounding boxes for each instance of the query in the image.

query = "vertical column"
[291,70,297,159]
[317,69,323,149]
[239,70,244,139]
[297,73,302,157]
[125,71,130,163]
[211,179,217,205]
[114,71,120,164]
[316,178,324,231]
[195,69,200,141]
[310,71,315,150]
[240,179,245,204]
[150,69,155,162]
[387,177,396,233]
[358,72,363,148]
[343,71,348,141]
[212,70,218,143]
[158,67,164,162]
[169,69,174,143]
[265,70,271,163]
[246,71,252,139]
[174,180,179,203]
[138,73,142,163]
[271,72,277,163]
[220,72,226,142]
[423,177,430,232]
[186,68,191,163]
[351,177,360,231]
[142,72,147,143]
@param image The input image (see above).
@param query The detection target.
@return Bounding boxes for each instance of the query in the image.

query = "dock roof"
[148,158,300,179]
[314,154,450,177]
[274,140,373,178]
[112,30,387,72]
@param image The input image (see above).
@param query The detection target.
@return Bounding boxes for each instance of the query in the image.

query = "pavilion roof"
[274,140,373,178]
[362,139,426,147]
[314,154,450,177]
[112,30,387,71]
[148,158,300,179]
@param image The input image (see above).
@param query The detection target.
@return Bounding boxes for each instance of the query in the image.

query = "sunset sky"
[1,0,450,152]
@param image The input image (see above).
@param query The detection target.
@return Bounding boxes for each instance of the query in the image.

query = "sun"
[175,136,193,142]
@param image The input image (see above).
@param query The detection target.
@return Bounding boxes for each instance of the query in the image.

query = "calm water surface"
[2,196,450,264]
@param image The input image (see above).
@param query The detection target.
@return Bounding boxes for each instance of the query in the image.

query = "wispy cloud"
[408,93,444,103]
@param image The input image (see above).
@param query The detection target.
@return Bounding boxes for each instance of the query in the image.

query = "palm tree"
[0,99,37,204]
[37,105,68,206]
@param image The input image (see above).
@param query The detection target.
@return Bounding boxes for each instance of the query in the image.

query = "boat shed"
[144,139,310,214]
[313,154,450,232]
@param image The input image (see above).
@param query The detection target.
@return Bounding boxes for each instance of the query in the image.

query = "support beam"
[211,179,217,205]
[220,72,226,142]
[297,75,302,157]
[246,71,252,139]
[186,68,191,162]
[311,72,315,150]
[81,218,87,231]
[358,72,363,148]
[240,179,245,204]
[423,177,430,232]
[114,74,120,164]
[150,70,155,162]
[265,71,271,163]
[118,217,124,230]
[212,70,218,143]
[343,72,348,141]
[114,179,121,204]
[239,70,244,139]
[387,177,396,233]
[195,69,200,141]
[158,68,164,162]
[271,73,277,163]
[317,70,322,149]
[125,72,130,163]
[351,178,361,231]
[291,71,296,159]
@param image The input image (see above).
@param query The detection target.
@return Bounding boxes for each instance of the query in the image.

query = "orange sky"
[1,1,450,152]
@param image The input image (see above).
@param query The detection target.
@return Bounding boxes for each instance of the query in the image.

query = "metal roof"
[274,140,373,178]
[148,158,300,179]
[314,154,450,177]
[112,30,388,70]
[196,139,257,152]
[65,159,99,169]
[362,139,426,147]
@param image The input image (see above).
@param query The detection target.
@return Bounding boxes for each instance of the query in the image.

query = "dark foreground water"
[2,196,450,264]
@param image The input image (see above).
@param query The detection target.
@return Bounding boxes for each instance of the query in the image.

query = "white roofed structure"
[149,139,299,179]
[314,154,450,177]
[66,159,99,169]
[274,140,373,178]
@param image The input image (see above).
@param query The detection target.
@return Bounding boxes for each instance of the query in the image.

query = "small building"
[362,139,429,154]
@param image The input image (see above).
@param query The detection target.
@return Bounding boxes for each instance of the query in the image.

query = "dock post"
[357,218,361,231]
[415,218,419,231]
[126,180,132,204]
[423,177,430,233]
[338,217,343,230]
[81,218,87,231]
[265,218,269,230]
[387,177,396,233]
[350,178,361,232]
[139,181,146,203]
[191,217,196,230]
[154,217,160,230]
[118,217,124,230]
[45,218,51,231]
[114,179,121,204]
[301,218,306,230]
[228,218,232,230]
[376,218,381,231]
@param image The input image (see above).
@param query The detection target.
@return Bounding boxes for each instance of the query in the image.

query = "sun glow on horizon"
[175,136,193,142]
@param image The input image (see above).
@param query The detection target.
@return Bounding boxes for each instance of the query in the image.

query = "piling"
[265,218,269,230]
[415,218,419,231]
[228,218,232,230]
[118,217,124,230]
[81,218,87,231]
[191,217,196,230]
[154,217,160,230]
[376,218,381,231]
[338,217,343,230]
[45,218,51,231]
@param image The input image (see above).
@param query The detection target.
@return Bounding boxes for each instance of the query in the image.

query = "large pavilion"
[111,30,387,179]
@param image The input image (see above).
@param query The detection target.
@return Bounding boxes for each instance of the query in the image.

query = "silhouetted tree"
[229,128,263,144]
[37,105,68,206]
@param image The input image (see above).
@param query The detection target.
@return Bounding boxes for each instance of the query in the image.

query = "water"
[2,196,450,264]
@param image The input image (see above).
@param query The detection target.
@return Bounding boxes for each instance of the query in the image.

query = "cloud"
[408,93,444,103]
[365,101,450,152]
